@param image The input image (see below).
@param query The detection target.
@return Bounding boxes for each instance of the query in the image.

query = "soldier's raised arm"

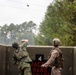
[21,39,29,50]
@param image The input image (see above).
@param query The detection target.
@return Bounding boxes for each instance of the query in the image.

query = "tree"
[7,23,16,43]
[0,24,8,44]
[35,0,76,46]
[0,21,37,45]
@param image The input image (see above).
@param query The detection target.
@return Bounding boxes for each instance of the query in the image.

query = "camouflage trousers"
[19,67,32,75]
[51,67,62,75]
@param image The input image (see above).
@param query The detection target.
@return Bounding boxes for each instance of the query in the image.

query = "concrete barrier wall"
[74,47,76,75]
[0,45,6,75]
[0,45,75,75]
[27,46,74,75]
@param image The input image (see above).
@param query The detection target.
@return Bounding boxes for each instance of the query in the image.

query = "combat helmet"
[12,42,19,49]
[53,38,60,47]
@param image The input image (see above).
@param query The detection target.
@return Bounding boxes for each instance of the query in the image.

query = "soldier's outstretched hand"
[41,64,48,68]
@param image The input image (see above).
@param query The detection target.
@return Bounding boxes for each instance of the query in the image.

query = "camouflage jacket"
[12,42,32,69]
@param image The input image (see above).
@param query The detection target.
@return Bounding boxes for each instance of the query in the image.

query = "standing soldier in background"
[41,38,64,75]
[12,39,32,75]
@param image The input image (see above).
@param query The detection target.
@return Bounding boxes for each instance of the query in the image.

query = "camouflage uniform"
[41,38,63,75]
[12,42,32,75]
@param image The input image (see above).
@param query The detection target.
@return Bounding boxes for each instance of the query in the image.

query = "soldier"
[41,38,64,75]
[12,39,32,75]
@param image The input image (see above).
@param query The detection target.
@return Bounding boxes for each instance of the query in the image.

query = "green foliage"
[35,0,76,46]
[34,34,52,45]
[0,21,37,45]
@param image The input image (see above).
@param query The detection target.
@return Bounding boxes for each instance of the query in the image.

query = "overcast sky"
[0,0,53,26]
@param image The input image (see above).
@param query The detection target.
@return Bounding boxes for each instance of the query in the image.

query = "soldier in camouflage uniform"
[41,38,64,75]
[12,39,32,75]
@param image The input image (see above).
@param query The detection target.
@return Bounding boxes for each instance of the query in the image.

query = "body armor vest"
[54,49,64,68]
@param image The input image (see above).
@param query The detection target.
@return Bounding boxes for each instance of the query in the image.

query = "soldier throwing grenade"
[12,39,32,75]
[41,38,64,75]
